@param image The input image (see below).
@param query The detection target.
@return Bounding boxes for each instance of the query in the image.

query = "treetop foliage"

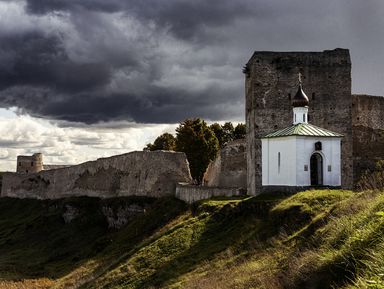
[209,122,245,148]
[144,118,246,182]
[144,133,176,151]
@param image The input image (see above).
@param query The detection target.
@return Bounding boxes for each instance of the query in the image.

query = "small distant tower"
[16,153,44,174]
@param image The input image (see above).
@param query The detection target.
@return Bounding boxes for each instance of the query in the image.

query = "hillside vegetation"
[0,190,383,289]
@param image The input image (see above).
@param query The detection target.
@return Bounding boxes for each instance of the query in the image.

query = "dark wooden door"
[310,153,323,186]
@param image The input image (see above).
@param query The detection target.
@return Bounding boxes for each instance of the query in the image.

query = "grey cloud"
[26,0,125,14]
[0,31,111,93]
[0,140,39,148]
[26,0,260,41]
[125,0,261,41]
[5,84,242,124]
[71,139,105,146]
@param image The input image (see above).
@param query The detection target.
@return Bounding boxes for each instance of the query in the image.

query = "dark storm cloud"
[0,31,111,93]
[26,0,260,41]
[26,0,122,14]
[0,0,383,125]
[0,0,250,124]
[122,0,262,41]
[1,84,241,124]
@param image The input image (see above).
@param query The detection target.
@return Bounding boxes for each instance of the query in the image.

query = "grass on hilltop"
[0,190,383,288]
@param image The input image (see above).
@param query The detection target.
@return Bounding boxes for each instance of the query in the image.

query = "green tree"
[221,122,234,144]
[176,118,219,183]
[144,133,176,151]
[234,123,246,139]
[210,123,225,147]
[210,122,235,148]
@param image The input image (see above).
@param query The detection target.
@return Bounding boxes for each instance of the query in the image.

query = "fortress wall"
[352,94,384,180]
[1,151,192,199]
[175,183,244,204]
[43,164,72,171]
[203,139,247,188]
[352,95,384,130]
[245,48,353,195]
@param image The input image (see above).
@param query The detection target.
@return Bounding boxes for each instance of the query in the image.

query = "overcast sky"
[1,0,384,171]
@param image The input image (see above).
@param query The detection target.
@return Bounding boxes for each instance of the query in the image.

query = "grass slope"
[0,190,383,288]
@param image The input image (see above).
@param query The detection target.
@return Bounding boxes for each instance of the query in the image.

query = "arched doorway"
[310,153,323,186]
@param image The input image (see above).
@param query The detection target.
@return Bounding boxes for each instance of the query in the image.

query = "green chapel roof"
[261,123,343,139]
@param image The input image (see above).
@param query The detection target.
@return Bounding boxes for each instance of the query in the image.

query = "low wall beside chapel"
[175,183,245,204]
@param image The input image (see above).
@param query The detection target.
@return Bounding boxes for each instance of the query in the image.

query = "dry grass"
[0,278,54,289]
[167,190,384,289]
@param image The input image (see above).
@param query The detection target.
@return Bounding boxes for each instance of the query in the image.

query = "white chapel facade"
[261,77,343,190]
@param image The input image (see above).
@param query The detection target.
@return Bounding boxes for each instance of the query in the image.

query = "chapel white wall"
[262,137,297,186]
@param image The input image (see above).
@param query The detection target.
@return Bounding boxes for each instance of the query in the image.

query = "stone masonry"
[352,94,384,180]
[245,48,353,195]
[1,151,192,199]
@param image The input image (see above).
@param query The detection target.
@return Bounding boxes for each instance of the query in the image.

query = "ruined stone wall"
[352,94,384,181]
[1,151,192,199]
[245,48,353,195]
[203,156,221,187]
[203,139,247,188]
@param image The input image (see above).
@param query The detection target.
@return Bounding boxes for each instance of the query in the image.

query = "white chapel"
[261,76,343,190]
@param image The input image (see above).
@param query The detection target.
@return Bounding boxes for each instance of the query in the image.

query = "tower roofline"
[246,48,350,65]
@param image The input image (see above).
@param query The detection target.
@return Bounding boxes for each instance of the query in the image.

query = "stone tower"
[245,48,353,195]
[16,153,43,174]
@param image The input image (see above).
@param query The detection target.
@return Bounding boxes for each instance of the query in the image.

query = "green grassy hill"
[0,190,383,289]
